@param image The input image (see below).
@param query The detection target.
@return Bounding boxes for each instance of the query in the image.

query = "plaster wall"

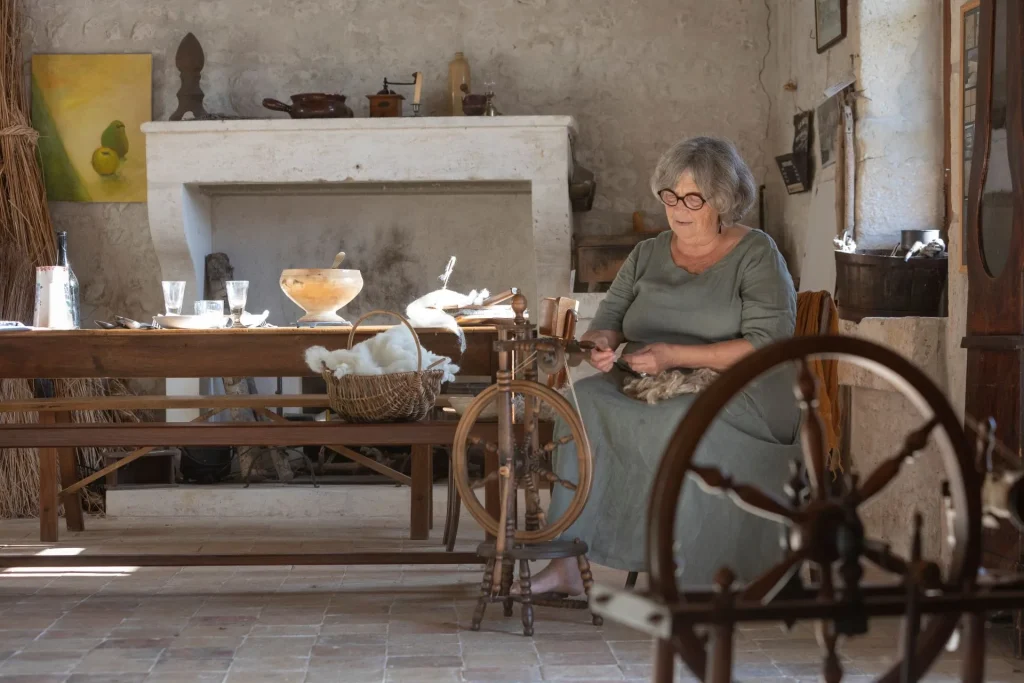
[24,0,772,324]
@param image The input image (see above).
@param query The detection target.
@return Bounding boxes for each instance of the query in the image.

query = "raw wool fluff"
[405,288,489,353]
[305,325,460,383]
[622,368,720,405]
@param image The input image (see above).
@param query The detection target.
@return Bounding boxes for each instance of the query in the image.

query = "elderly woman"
[530,136,803,595]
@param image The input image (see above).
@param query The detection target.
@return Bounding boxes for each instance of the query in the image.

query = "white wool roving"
[305,325,460,383]
[405,288,489,353]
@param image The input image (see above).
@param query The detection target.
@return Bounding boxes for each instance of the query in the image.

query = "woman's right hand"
[588,341,616,372]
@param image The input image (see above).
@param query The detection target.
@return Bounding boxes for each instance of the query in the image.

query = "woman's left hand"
[622,343,675,376]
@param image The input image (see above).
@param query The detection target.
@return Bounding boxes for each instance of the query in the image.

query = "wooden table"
[0,326,500,567]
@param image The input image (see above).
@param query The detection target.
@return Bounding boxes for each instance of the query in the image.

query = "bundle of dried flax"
[0,0,139,517]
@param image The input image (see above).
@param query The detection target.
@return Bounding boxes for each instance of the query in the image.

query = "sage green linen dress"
[548,229,803,583]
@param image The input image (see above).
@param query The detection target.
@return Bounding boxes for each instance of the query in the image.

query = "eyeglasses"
[658,189,707,210]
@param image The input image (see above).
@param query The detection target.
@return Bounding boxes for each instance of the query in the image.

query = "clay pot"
[263,93,354,119]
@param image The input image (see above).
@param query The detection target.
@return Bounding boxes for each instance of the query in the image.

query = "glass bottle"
[55,231,81,328]
[448,51,470,116]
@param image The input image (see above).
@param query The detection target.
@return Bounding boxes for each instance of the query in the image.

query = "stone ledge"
[838,317,947,393]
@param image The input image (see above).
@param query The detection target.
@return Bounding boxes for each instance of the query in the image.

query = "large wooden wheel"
[452,380,592,544]
[646,335,982,683]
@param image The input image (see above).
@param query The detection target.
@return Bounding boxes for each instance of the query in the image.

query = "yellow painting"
[31,54,152,203]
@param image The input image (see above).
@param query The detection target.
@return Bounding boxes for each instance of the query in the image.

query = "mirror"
[980,0,1013,277]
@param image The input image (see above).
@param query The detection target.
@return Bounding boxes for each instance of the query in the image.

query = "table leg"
[485,446,499,541]
[55,411,84,532]
[410,444,432,540]
[37,412,59,543]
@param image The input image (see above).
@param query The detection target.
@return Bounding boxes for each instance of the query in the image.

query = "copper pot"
[262,93,354,119]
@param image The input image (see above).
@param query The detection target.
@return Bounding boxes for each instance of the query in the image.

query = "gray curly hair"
[649,136,756,226]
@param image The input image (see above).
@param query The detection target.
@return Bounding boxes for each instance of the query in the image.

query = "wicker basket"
[319,310,446,423]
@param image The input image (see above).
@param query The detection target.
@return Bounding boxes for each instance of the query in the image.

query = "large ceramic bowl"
[279,268,363,323]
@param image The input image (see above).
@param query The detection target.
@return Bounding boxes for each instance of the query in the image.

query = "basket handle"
[347,310,425,372]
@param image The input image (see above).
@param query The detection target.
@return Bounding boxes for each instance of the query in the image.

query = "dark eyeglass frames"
[658,189,707,210]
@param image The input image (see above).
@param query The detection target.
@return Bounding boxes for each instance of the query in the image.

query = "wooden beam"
[4,420,550,449]
[0,394,334,413]
[0,326,497,380]
[0,551,480,568]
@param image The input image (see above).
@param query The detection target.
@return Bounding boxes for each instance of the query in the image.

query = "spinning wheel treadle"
[590,336,989,683]
[452,293,599,636]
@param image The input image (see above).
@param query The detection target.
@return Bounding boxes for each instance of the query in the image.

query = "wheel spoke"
[862,539,909,576]
[689,464,805,524]
[542,435,574,453]
[857,418,939,503]
[795,359,829,500]
[470,470,499,490]
[467,436,499,453]
[740,549,807,602]
[531,464,577,491]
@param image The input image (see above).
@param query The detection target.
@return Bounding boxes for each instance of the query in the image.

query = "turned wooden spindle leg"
[519,558,534,636]
[471,558,495,631]
[576,551,602,626]
[653,638,675,683]
[501,557,515,617]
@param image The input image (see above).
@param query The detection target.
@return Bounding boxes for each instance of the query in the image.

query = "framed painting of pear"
[31,54,152,203]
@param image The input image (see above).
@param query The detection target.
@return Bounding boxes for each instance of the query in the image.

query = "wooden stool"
[471,539,601,637]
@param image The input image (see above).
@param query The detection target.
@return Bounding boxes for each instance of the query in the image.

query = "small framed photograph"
[815,0,848,54]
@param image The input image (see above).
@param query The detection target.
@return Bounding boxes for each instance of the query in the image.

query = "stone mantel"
[141,116,579,309]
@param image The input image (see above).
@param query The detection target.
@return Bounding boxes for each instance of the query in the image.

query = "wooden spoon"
[331,251,346,269]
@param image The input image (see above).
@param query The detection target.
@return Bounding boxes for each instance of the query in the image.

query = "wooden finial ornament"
[511,293,527,323]
[170,33,208,121]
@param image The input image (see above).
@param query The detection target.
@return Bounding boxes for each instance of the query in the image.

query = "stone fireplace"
[142,116,578,313]
[142,116,579,417]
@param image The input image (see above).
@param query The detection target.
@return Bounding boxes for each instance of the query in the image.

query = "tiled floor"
[0,485,1018,682]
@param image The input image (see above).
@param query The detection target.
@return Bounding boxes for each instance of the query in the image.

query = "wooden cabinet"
[961,0,1024,656]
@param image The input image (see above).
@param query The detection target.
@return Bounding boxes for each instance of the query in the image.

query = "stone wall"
[24,0,772,324]
[766,0,959,559]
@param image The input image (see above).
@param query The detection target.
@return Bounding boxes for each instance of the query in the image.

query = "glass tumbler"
[161,281,185,315]
[194,300,225,317]
[225,281,249,328]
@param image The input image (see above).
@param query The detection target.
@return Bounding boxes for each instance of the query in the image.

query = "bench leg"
[37,412,59,543]
[443,450,461,552]
[410,444,432,541]
[55,412,84,532]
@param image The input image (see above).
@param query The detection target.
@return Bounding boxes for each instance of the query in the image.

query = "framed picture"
[31,54,152,203]
[815,0,848,53]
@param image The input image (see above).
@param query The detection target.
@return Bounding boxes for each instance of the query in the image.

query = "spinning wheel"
[590,336,985,683]
[452,293,600,636]
[451,380,592,543]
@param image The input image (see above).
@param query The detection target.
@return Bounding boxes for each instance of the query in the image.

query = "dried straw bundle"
[0,0,140,518]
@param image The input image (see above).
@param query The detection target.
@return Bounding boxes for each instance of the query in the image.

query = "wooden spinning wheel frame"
[591,336,986,683]
[451,379,592,543]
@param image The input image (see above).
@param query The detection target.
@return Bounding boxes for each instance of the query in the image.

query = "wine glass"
[225,281,249,328]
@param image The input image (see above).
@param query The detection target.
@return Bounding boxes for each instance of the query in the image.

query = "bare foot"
[514,558,584,596]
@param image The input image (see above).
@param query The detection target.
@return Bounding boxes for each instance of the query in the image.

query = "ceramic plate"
[154,314,230,330]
